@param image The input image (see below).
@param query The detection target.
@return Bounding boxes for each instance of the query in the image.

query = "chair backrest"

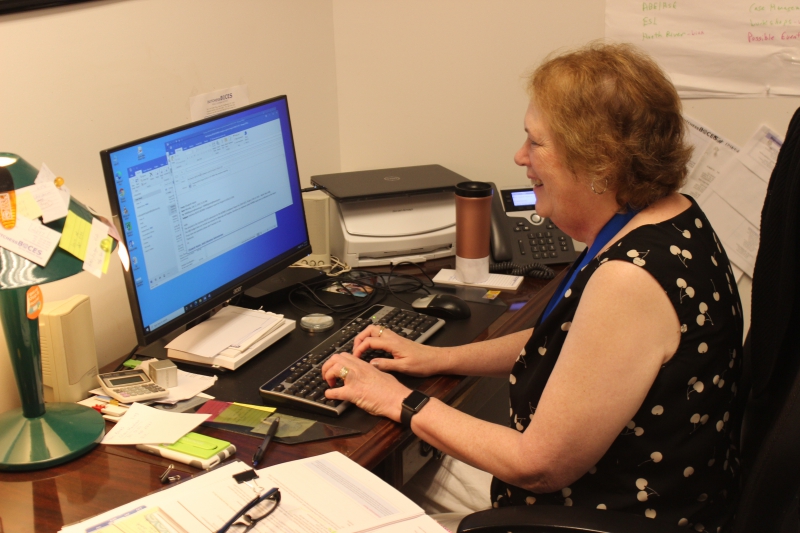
[733,106,800,533]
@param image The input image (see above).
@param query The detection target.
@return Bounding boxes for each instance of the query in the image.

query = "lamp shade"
[0,153,105,471]
[0,153,90,289]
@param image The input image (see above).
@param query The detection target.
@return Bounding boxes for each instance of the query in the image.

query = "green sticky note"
[215,403,272,428]
[58,210,92,260]
[166,432,230,459]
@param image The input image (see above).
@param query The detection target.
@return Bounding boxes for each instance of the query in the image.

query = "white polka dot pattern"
[493,199,743,530]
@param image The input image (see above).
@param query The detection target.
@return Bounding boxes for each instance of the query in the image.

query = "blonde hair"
[528,41,692,209]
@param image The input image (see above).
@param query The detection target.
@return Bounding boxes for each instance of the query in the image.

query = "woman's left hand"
[321,352,411,422]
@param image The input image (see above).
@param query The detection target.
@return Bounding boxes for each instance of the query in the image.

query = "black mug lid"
[455,181,493,198]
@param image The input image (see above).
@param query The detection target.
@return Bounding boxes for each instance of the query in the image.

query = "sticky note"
[82,218,110,278]
[59,210,93,260]
[17,182,68,223]
[16,190,43,220]
[101,236,113,274]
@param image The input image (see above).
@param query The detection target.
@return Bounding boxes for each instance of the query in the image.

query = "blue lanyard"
[541,210,639,321]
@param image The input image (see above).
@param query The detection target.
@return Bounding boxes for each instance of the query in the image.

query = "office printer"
[311,165,466,267]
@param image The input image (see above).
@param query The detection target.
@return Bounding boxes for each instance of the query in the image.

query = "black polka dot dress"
[491,197,744,532]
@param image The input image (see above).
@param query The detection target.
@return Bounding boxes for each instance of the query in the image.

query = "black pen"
[252,417,280,467]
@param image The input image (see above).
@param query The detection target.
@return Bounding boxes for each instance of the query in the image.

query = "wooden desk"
[0,262,564,533]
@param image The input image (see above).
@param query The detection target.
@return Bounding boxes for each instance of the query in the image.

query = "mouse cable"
[490,261,556,280]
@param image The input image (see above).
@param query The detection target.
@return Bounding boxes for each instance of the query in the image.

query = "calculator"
[97,369,168,403]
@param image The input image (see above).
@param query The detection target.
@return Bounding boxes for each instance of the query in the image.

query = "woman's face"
[514,101,596,232]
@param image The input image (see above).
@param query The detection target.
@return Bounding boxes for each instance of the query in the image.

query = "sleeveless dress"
[491,197,744,532]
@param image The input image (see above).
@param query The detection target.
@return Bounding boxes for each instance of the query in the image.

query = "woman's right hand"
[351,324,446,377]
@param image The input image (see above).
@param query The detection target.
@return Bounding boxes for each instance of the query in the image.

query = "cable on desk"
[490,261,556,279]
[285,263,435,319]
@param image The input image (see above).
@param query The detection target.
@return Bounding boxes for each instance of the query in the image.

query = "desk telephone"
[488,182,581,277]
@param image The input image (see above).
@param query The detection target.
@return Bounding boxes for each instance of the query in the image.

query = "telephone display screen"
[510,189,537,208]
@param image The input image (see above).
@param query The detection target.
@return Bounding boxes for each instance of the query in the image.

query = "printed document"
[696,125,783,277]
[60,453,447,533]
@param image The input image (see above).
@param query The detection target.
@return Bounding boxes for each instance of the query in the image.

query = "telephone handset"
[488,182,581,278]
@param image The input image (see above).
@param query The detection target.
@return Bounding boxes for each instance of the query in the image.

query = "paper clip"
[160,464,182,484]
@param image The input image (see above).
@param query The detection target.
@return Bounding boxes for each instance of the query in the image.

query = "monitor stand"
[241,267,326,307]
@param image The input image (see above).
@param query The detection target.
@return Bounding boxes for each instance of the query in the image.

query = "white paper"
[738,125,783,181]
[694,124,783,276]
[59,461,251,533]
[697,191,760,277]
[0,215,61,266]
[166,306,283,358]
[16,182,68,223]
[173,452,426,533]
[605,1,800,98]
[60,454,445,533]
[681,116,740,200]
[189,85,249,121]
[433,268,522,290]
[82,217,109,278]
[101,402,209,445]
[137,359,218,404]
[34,162,57,185]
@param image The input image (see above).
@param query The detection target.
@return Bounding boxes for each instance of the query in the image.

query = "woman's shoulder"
[607,194,715,254]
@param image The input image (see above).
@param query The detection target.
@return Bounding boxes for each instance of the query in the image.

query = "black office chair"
[458,107,800,533]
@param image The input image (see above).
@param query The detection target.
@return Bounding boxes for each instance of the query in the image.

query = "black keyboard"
[259,304,445,416]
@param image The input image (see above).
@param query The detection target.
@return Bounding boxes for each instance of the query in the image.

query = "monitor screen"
[101,96,311,346]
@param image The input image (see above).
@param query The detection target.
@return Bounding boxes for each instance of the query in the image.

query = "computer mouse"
[411,294,471,320]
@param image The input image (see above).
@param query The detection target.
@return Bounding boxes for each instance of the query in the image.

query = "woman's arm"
[409,260,680,492]
[325,260,679,493]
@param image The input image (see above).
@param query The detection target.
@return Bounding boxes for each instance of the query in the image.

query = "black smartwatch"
[401,390,430,427]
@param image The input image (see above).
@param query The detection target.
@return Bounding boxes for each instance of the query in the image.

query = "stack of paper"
[59,452,448,533]
[166,306,295,370]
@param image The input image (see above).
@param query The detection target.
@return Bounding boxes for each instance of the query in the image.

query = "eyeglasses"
[217,487,281,533]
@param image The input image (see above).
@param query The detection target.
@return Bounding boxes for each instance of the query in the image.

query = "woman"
[322,42,743,532]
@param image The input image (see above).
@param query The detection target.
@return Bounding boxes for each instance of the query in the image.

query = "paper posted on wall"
[681,116,740,201]
[691,123,783,278]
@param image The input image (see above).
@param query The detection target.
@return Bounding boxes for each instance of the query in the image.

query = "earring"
[591,177,608,195]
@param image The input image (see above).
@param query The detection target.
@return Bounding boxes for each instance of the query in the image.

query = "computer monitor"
[100,95,311,347]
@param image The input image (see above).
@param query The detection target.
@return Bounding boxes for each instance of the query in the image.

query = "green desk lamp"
[0,153,105,471]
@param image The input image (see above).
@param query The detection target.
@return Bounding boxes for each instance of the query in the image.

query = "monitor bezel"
[100,95,312,347]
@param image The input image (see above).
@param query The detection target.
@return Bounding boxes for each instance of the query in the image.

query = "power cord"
[490,261,556,279]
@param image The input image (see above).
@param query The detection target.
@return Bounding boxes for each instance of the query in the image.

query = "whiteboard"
[606,1,800,98]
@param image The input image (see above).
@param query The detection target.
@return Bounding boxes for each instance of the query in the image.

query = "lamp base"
[0,403,105,471]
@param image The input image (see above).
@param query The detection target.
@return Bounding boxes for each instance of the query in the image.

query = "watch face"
[404,390,429,411]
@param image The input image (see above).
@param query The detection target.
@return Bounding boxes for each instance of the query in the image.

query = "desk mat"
[158,286,508,436]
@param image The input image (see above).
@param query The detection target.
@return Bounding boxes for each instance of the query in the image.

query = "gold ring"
[338,366,350,380]
[378,326,385,337]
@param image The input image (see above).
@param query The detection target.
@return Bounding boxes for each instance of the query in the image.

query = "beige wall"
[1,0,797,413]
[332,0,605,184]
[0,0,340,412]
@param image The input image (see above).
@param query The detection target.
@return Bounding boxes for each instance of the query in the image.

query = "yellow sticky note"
[232,402,276,413]
[58,211,92,260]
[101,236,112,274]
[16,191,42,220]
